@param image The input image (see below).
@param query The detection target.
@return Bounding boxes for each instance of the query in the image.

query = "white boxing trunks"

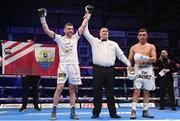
[57,64,82,85]
[134,64,155,91]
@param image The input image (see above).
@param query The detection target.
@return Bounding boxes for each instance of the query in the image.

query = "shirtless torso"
[128,30,156,65]
[130,43,156,64]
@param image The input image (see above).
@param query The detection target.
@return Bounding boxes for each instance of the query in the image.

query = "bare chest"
[134,45,152,56]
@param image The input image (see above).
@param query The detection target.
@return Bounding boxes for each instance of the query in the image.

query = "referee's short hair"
[100,26,108,30]
[100,27,109,33]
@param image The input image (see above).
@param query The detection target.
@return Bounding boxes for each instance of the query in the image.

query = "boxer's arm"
[41,20,55,39]
[127,47,135,80]
[77,5,94,36]
[83,22,96,45]
[127,46,135,72]
[128,46,134,65]
[149,44,157,63]
[38,8,56,39]
[77,14,91,36]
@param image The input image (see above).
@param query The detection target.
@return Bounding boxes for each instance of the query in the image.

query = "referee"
[83,22,132,118]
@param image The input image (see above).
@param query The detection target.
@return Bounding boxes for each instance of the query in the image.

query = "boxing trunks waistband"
[135,64,152,68]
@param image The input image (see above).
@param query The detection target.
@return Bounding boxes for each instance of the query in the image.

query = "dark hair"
[138,28,147,34]
[100,26,108,31]
[64,23,73,28]
[27,39,34,43]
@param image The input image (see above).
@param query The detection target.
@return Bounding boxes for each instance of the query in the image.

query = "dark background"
[0,0,180,60]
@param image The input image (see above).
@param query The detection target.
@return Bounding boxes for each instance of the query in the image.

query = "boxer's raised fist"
[85,5,94,14]
[38,8,47,17]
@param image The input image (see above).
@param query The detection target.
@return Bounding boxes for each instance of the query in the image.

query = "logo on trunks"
[35,47,55,70]
[58,73,66,81]
[136,71,152,80]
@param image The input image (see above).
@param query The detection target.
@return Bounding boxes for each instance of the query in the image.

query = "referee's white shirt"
[83,24,130,67]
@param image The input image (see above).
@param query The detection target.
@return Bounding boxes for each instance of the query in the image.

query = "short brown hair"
[138,28,147,33]
[64,23,73,28]
[100,26,108,30]
[26,39,34,43]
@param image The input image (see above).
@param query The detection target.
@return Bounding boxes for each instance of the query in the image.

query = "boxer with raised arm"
[38,5,93,120]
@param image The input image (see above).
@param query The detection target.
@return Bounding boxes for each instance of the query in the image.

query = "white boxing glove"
[140,55,150,62]
[127,70,136,80]
[135,53,150,62]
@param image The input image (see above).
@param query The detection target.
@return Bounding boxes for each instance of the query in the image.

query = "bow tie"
[101,39,107,42]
